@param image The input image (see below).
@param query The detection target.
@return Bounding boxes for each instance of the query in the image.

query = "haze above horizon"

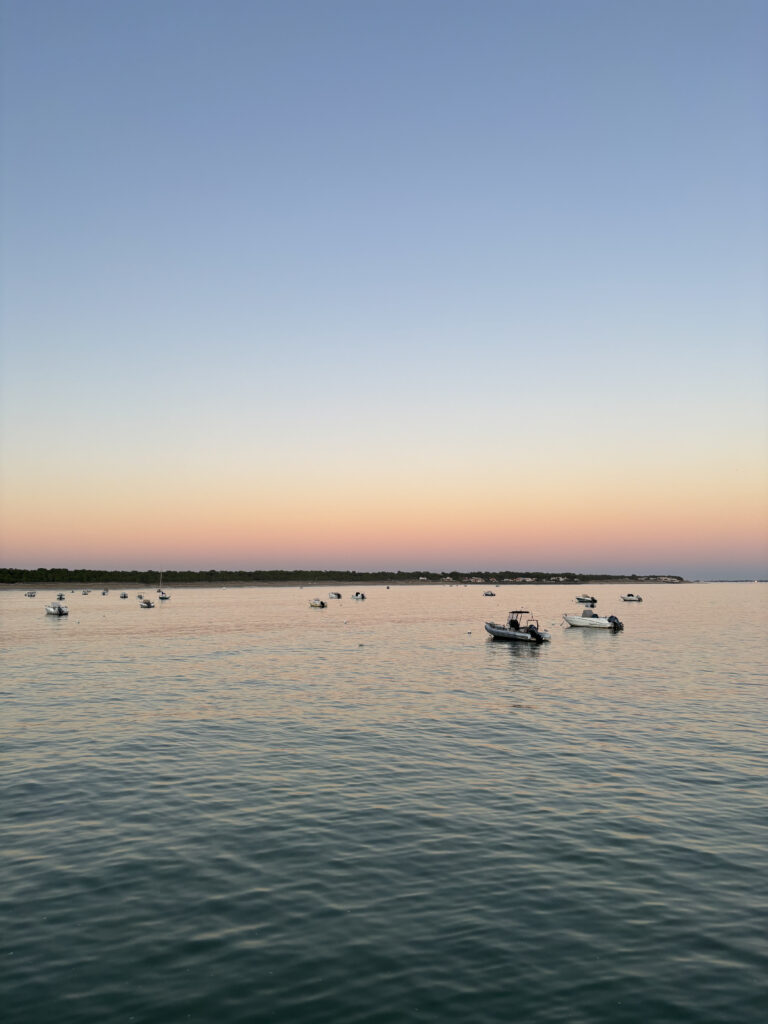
[1,0,766,581]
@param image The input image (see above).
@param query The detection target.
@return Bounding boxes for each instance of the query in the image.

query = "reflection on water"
[2,583,767,1024]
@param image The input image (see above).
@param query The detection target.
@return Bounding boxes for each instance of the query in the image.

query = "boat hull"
[563,614,623,631]
[485,622,551,643]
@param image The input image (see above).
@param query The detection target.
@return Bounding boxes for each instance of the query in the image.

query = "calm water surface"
[2,583,766,1023]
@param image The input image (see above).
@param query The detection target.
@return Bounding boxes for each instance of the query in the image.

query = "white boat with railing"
[139,598,155,608]
[563,608,623,631]
[351,592,366,600]
[575,593,597,604]
[45,602,69,616]
[309,598,327,608]
[620,593,643,602]
[485,610,551,644]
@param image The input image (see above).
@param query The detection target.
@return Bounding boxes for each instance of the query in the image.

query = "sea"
[2,582,766,1024]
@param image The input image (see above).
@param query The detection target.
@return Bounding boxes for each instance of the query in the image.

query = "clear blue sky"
[1,0,766,578]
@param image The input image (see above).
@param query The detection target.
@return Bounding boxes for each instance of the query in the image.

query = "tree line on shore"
[0,567,681,585]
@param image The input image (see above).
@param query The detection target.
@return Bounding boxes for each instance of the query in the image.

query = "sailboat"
[157,570,171,600]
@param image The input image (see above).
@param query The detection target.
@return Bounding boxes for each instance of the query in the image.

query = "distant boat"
[56,593,66,600]
[24,591,36,597]
[101,589,108,595]
[328,592,342,599]
[139,598,155,608]
[575,594,597,604]
[351,592,366,600]
[563,609,623,631]
[620,593,643,602]
[309,598,327,608]
[483,590,496,597]
[120,592,128,599]
[158,591,170,600]
[485,610,550,644]
[45,602,69,616]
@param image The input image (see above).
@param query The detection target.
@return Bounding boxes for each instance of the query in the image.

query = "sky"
[1,0,766,579]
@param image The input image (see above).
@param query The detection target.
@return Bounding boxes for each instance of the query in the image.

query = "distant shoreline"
[2,578,693,590]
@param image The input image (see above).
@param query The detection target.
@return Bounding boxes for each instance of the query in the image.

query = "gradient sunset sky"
[1,0,766,579]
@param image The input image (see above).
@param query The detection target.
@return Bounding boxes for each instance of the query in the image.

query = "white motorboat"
[45,602,69,616]
[24,591,36,597]
[483,590,496,597]
[139,598,155,608]
[158,591,170,600]
[120,592,128,598]
[563,608,623,631]
[621,593,643,602]
[351,592,366,600]
[56,593,66,600]
[575,594,597,604]
[309,598,327,608]
[328,592,342,599]
[485,610,551,644]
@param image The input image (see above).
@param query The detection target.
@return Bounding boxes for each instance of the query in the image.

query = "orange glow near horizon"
[3,450,766,575]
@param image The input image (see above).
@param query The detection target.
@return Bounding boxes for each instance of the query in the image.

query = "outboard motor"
[607,615,624,632]
[527,626,544,644]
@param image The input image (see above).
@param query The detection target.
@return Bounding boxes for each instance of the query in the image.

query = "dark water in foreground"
[2,583,766,1023]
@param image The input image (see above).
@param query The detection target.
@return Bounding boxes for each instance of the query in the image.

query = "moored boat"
[309,598,327,608]
[485,610,551,644]
[328,592,342,599]
[139,598,155,608]
[120,592,128,598]
[621,593,643,602]
[575,593,597,604]
[563,608,623,631]
[351,592,366,600]
[45,602,69,616]
[483,590,496,597]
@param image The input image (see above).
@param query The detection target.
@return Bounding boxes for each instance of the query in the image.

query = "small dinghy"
[351,592,366,600]
[483,590,496,597]
[45,602,69,616]
[563,608,623,631]
[309,598,327,608]
[328,592,342,599]
[158,591,171,600]
[621,593,643,602]
[485,610,551,644]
